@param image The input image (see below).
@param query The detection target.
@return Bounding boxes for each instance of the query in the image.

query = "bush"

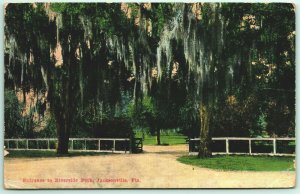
[4,89,35,138]
[35,118,57,138]
[5,89,23,138]
[211,94,260,137]
[73,117,133,138]
[179,99,200,138]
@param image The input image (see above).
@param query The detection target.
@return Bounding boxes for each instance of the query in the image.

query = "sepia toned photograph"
[3,2,296,189]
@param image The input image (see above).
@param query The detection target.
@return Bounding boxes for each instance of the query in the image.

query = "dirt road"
[4,145,295,189]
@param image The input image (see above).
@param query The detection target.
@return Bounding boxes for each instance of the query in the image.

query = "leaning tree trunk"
[198,103,212,158]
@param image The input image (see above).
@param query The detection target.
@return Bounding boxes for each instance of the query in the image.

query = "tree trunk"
[49,45,76,155]
[198,103,212,158]
[57,130,69,154]
[55,115,70,154]
[54,30,76,155]
[156,127,161,145]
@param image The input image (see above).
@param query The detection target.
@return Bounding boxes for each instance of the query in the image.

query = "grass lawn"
[177,155,295,171]
[143,135,187,145]
[5,150,108,158]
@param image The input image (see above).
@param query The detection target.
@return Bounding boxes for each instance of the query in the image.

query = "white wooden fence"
[189,137,296,156]
[4,138,131,154]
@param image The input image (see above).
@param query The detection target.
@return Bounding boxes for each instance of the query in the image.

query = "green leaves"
[149,3,175,39]
[4,3,295,141]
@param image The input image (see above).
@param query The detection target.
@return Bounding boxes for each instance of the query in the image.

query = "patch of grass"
[142,135,187,145]
[5,150,108,158]
[177,155,295,171]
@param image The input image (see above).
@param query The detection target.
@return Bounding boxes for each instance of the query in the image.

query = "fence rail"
[4,138,132,154]
[189,137,296,156]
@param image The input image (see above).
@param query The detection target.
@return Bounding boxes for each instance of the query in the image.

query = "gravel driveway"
[4,145,295,189]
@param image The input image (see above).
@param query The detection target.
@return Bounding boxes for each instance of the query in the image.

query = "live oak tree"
[5,3,295,156]
[5,3,133,153]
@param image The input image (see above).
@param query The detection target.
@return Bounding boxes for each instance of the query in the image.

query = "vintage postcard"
[3,2,296,189]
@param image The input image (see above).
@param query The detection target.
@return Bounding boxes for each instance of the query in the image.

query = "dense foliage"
[4,3,295,155]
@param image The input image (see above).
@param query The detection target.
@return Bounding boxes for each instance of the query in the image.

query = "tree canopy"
[5,3,295,155]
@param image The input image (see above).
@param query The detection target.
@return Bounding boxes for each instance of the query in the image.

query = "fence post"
[37,140,39,149]
[249,139,252,155]
[226,139,229,154]
[7,140,9,149]
[273,139,276,155]
[124,140,127,153]
[48,140,50,150]
[85,140,87,150]
[98,139,100,151]
[26,140,28,150]
[113,140,116,152]
[16,140,19,149]
[71,140,74,150]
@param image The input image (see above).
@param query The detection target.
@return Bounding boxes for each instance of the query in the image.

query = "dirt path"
[4,145,295,189]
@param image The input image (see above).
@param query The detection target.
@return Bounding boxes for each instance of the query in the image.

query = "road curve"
[4,145,295,189]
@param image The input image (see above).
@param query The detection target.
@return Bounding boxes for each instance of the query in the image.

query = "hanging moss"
[5,3,295,155]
